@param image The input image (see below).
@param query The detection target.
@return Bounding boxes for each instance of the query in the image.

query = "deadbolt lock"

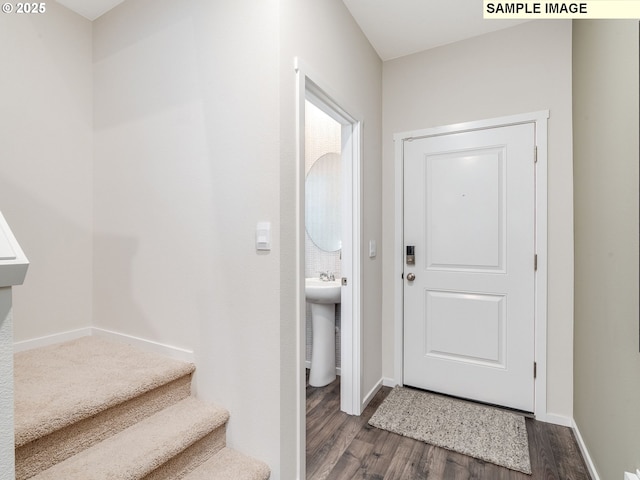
[406,245,415,265]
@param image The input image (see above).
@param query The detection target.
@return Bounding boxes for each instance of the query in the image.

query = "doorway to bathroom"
[296,60,363,427]
[304,100,344,392]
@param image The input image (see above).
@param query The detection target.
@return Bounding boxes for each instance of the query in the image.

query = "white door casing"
[294,56,365,480]
[403,122,537,412]
[304,84,362,416]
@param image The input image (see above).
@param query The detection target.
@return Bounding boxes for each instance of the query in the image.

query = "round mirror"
[305,152,341,252]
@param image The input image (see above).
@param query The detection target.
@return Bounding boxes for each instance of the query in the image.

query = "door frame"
[393,111,550,419]
[295,58,363,417]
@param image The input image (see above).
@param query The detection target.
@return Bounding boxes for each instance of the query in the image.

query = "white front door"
[403,123,536,412]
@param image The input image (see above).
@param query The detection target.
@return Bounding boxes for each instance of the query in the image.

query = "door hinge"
[534,145,538,163]
[534,254,538,271]
[534,362,537,379]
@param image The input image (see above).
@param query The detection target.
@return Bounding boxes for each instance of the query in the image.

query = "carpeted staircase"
[13,336,270,480]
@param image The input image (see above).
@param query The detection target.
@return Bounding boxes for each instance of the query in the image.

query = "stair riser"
[16,374,192,480]
[143,424,227,480]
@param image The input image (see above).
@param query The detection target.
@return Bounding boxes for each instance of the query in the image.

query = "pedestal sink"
[305,278,341,387]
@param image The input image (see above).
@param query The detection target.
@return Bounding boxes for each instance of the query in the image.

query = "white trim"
[92,328,195,363]
[294,59,307,480]
[295,58,363,415]
[540,413,573,427]
[13,327,92,352]
[572,418,601,480]
[393,134,404,388]
[383,377,399,388]
[13,327,194,364]
[533,112,549,423]
[393,111,550,140]
[624,472,640,480]
[294,57,364,480]
[393,111,550,419]
[361,379,382,411]
[342,118,363,416]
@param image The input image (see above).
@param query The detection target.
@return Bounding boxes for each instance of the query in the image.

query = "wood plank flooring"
[306,376,592,480]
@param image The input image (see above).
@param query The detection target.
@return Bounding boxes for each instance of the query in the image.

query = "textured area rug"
[369,387,531,474]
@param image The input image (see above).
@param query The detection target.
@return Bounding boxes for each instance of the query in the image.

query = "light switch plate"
[256,222,271,251]
[369,240,377,258]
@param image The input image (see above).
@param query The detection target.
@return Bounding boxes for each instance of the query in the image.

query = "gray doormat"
[368,386,531,474]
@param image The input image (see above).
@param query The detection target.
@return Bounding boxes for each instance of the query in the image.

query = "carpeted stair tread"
[30,397,229,480]
[183,447,270,480]
[14,336,195,447]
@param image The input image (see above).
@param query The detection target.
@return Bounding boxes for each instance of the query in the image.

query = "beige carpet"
[14,336,195,447]
[184,448,272,480]
[369,386,532,474]
[14,335,270,480]
[30,397,226,479]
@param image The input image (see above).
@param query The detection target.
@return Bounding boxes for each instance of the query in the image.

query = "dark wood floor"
[306,376,592,480]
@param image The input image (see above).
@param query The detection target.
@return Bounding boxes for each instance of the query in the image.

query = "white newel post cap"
[0,211,29,287]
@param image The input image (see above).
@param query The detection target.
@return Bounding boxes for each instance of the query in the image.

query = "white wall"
[92,0,281,474]
[0,3,93,341]
[573,20,640,480]
[1,1,380,477]
[279,0,383,477]
[382,20,575,419]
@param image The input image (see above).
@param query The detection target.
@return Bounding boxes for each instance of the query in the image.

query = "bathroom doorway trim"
[295,58,363,418]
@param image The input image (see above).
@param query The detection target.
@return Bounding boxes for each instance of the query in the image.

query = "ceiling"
[55,0,530,61]
[342,0,530,60]
[55,0,124,20]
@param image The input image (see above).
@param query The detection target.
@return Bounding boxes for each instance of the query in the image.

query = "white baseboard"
[383,377,398,388]
[624,471,640,480]
[538,412,573,427]
[572,418,601,480]
[361,379,383,411]
[13,327,92,352]
[13,327,195,364]
[92,328,194,363]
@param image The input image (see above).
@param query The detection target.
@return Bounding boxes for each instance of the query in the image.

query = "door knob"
[406,273,416,281]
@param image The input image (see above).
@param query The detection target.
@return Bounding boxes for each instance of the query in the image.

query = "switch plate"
[256,222,271,251]
[369,240,377,258]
